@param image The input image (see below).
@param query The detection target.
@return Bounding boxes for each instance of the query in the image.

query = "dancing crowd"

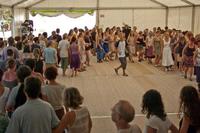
[0,25,199,133]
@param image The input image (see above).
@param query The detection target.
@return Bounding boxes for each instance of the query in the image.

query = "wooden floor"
[57,57,197,133]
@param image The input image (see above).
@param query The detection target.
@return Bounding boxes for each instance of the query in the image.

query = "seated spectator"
[2,59,18,90]
[179,86,200,133]
[142,89,178,133]
[111,100,141,133]
[42,66,65,120]
[24,58,44,84]
[63,87,92,133]
[0,69,10,115]
[6,76,64,133]
[33,48,44,75]
[6,65,31,114]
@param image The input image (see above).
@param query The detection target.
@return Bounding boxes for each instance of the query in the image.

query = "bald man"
[111,100,141,133]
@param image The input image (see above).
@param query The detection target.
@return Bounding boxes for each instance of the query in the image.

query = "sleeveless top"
[154,38,161,49]
[137,37,145,46]
[68,107,90,133]
[70,42,79,55]
[185,47,195,57]
[163,39,171,48]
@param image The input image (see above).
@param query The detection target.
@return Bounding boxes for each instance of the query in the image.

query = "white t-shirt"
[118,41,126,58]
[118,124,141,133]
[58,40,70,57]
[144,115,172,133]
[0,87,10,114]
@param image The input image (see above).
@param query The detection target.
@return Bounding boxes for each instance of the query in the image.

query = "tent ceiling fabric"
[0,0,200,8]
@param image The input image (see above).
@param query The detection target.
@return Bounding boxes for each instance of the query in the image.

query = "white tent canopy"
[1,0,200,8]
[0,0,200,36]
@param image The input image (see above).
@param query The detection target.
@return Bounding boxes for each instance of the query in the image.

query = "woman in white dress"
[162,33,174,71]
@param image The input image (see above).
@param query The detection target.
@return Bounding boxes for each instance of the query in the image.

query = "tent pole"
[26,0,46,9]
[132,9,134,27]
[165,7,169,27]
[11,7,15,37]
[11,0,29,8]
[96,0,100,27]
[191,6,195,32]
[149,0,168,8]
[25,8,29,20]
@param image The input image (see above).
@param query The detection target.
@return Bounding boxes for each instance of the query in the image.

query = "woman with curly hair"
[142,89,178,133]
[62,87,92,133]
[179,86,200,133]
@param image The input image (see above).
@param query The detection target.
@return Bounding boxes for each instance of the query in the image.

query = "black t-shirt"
[34,59,43,75]
[31,43,41,52]
[84,36,91,51]
[23,45,31,53]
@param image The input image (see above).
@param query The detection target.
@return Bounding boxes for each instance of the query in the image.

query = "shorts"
[119,57,127,69]
[61,57,68,70]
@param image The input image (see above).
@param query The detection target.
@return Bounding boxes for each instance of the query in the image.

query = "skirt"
[146,46,154,58]
[70,54,80,69]
[184,56,194,67]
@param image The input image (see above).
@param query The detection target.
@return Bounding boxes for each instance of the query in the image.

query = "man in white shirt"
[114,32,128,76]
[58,33,70,76]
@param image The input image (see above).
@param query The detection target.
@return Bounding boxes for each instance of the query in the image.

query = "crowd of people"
[0,25,199,133]
[0,25,200,83]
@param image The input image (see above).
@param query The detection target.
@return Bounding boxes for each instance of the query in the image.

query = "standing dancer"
[162,33,174,71]
[127,31,136,63]
[69,36,80,77]
[153,31,163,66]
[114,32,128,76]
[183,38,196,81]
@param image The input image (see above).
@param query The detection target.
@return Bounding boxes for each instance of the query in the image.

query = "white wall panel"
[168,7,192,31]
[156,0,188,7]
[133,9,166,31]
[99,9,166,31]
[99,10,133,29]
